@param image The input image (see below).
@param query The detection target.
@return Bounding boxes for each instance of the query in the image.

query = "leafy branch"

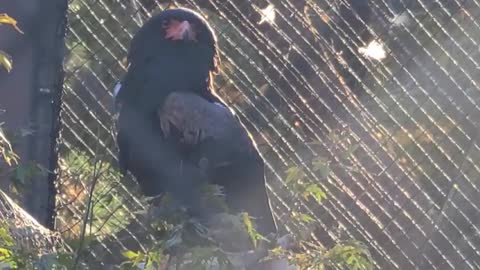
[278,128,372,270]
[0,125,18,167]
[0,13,23,73]
[118,189,275,270]
[285,128,361,223]
[270,239,373,270]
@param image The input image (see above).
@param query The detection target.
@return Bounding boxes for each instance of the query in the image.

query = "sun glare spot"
[258,4,276,25]
[358,40,387,61]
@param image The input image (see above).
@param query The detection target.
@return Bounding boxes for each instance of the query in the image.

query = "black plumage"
[117,8,219,111]
[115,8,277,235]
[158,91,277,235]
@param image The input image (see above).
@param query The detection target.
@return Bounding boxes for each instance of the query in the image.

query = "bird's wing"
[212,121,277,236]
[116,101,210,218]
[158,91,237,145]
[157,92,277,235]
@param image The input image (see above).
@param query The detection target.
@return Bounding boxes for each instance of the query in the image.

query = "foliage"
[115,180,374,270]
[0,124,18,167]
[49,127,373,270]
[0,13,47,200]
[284,128,362,220]
[0,50,12,73]
[118,201,374,270]
[326,241,373,270]
[0,13,23,73]
[0,123,50,197]
[43,3,376,268]
[119,192,240,270]
[120,249,165,270]
[285,129,361,204]
[0,221,74,269]
[278,128,373,270]
[0,14,23,34]
[0,221,20,269]
[270,239,373,270]
[57,149,132,239]
[56,150,265,269]
[0,119,74,268]
[242,212,267,248]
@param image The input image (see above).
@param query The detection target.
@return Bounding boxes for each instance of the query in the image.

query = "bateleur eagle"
[114,8,277,236]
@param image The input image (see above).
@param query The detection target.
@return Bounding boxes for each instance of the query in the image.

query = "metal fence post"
[24,0,68,229]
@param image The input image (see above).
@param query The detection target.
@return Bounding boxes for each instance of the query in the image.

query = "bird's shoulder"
[160,91,241,141]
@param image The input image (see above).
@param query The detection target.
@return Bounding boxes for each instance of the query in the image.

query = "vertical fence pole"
[24,0,68,229]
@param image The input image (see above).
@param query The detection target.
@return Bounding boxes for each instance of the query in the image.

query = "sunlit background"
[57,0,480,268]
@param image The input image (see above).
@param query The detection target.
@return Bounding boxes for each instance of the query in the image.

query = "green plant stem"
[73,129,103,269]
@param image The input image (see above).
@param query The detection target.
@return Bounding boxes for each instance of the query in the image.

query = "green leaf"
[270,246,285,257]
[0,127,18,166]
[341,144,360,160]
[0,247,12,259]
[242,212,258,248]
[293,212,315,224]
[0,14,24,33]
[312,158,330,179]
[122,250,140,260]
[285,166,304,183]
[0,14,20,72]
[328,130,341,143]
[326,241,373,270]
[304,184,327,203]
[0,51,12,73]
[0,226,14,246]
[146,249,164,268]
[1,149,19,166]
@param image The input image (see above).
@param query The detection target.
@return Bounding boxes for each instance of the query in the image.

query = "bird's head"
[128,8,219,84]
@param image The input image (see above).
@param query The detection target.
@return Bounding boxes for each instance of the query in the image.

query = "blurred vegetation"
[0,14,52,199]
[0,13,22,166]
[47,138,372,269]
[0,14,75,270]
[270,240,372,270]
[0,124,18,167]
[0,13,23,73]
[0,219,75,270]
[56,149,132,240]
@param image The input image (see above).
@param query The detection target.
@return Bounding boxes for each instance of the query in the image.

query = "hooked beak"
[165,20,196,41]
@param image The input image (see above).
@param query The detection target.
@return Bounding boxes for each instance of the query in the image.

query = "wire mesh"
[57,0,480,268]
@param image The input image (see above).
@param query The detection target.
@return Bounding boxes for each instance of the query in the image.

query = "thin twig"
[73,128,103,269]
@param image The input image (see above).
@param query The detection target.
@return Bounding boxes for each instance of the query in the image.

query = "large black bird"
[115,8,277,236]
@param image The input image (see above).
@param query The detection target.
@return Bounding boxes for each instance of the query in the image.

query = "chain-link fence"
[57,0,480,268]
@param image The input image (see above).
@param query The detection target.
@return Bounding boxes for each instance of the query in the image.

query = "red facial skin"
[164,20,197,41]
